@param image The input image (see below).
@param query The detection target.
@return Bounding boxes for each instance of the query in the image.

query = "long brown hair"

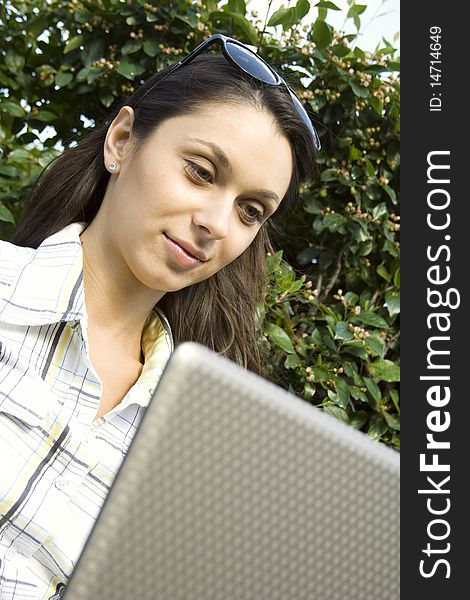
[13,54,317,374]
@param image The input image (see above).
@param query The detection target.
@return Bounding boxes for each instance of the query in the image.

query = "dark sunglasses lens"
[225,42,278,84]
[288,90,321,150]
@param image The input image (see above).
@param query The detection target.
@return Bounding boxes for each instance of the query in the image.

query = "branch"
[257,0,274,52]
[385,329,400,358]
[370,286,383,307]
[319,245,346,303]
[307,271,322,319]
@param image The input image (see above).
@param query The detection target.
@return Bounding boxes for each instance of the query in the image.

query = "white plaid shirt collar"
[0,223,174,407]
[0,222,87,326]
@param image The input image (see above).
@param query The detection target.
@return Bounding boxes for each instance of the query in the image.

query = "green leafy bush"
[0,0,399,448]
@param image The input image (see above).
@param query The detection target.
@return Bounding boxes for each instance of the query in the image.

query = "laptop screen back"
[65,342,399,600]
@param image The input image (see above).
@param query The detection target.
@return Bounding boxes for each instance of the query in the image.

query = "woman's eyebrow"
[257,190,281,205]
[187,137,281,205]
[189,137,232,171]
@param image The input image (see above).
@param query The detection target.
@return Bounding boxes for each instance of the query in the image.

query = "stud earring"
[108,161,118,172]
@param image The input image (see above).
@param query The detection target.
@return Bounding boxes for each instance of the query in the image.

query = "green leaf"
[323,404,349,424]
[143,39,161,57]
[393,267,400,287]
[384,290,400,316]
[368,359,400,382]
[332,376,350,409]
[86,37,105,64]
[266,251,283,273]
[76,67,92,83]
[5,52,25,73]
[284,354,301,369]
[323,213,346,231]
[327,389,341,407]
[349,145,362,160]
[343,342,368,360]
[356,240,373,256]
[99,91,115,107]
[318,249,336,268]
[365,158,375,177]
[365,334,386,358]
[332,44,350,57]
[295,0,311,21]
[312,366,329,381]
[349,410,369,429]
[64,34,85,54]
[369,95,383,116]
[347,3,365,29]
[303,197,323,214]
[312,216,325,234]
[87,68,106,85]
[175,14,199,28]
[344,291,359,305]
[350,386,369,405]
[126,15,143,26]
[303,382,317,399]
[223,0,247,13]
[55,72,74,88]
[315,1,341,9]
[0,203,15,223]
[122,39,143,55]
[367,415,388,440]
[311,20,333,48]
[145,11,159,23]
[7,148,31,161]
[0,165,18,177]
[320,168,339,182]
[376,263,390,281]
[73,10,93,24]
[31,111,58,122]
[266,323,295,354]
[355,311,388,328]
[383,239,399,257]
[349,78,369,98]
[268,6,291,26]
[367,184,382,203]
[115,61,146,80]
[0,102,25,118]
[335,321,353,341]
[372,202,387,220]
[210,11,258,44]
[382,411,400,431]
[364,376,382,405]
[350,222,369,244]
[347,3,367,17]
[390,389,400,413]
[356,4,367,15]
[27,13,48,38]
[383,184,397,204]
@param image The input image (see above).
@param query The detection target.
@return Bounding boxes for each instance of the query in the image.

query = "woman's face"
[100,102,293,297]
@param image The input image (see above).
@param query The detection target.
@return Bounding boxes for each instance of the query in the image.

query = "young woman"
[0,35,318,599]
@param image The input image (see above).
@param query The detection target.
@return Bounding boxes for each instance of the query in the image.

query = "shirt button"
[54,477,68,491]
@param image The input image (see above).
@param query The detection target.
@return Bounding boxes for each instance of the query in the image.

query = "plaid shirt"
[0,223,173,600]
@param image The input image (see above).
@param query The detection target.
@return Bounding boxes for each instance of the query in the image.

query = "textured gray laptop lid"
[65,342,399,600]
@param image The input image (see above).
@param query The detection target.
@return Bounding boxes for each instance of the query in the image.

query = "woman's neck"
[79,220,164,360]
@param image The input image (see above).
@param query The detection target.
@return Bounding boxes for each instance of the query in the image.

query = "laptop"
[65,342,399,600]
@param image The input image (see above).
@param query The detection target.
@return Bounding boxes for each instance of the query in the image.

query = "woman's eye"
[241,203,264,224]
[185,161,214,184]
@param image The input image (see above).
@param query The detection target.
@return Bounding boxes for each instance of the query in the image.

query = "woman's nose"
[192,196,233,240]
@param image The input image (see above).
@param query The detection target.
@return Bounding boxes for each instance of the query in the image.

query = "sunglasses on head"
[136,33,321,151]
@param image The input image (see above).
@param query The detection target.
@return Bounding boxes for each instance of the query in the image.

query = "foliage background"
[0,0,400,449]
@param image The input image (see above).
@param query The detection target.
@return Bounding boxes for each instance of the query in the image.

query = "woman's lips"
[163,233,207,268]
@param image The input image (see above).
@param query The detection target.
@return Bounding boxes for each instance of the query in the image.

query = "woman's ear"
[103,106,135,173]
